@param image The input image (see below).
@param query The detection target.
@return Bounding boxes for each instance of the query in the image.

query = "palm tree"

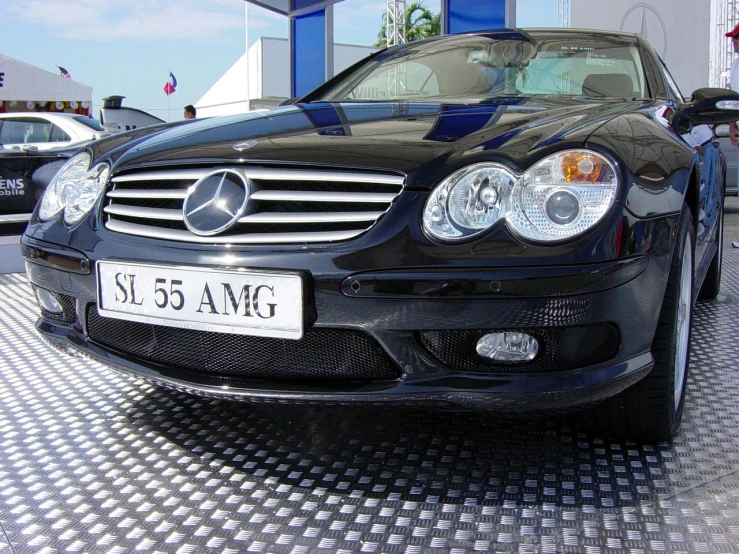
[374,1,441,48]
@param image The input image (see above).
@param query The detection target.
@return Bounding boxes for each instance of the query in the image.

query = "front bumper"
[22,229,670,414]
[36,316,653,413]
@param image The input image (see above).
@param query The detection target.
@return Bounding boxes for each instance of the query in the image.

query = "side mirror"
[673,87,739,133]
[715,123,730,138]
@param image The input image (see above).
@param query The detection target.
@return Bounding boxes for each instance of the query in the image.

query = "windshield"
[316,32,647,102]
[72,115,105,131]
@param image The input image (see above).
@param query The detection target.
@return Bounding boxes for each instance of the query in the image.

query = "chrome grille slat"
[104,166,405,244]
[111,169,208,182]
[107,189,188,199]
[239,212,384,224]
[106,219,366,244]
[112,168,405,185]
[104,205,183,221]
[249,191,397,203]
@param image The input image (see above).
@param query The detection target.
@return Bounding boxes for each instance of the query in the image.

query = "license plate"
[96,261,304,339]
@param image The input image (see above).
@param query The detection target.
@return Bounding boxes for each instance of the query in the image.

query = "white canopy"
[195,37,376,117]
[0,54,92,104]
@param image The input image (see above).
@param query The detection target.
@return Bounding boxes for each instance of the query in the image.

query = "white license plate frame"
[96,261,304,339]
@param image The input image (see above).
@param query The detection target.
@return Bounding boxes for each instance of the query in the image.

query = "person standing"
[725,25,739,247]
[726,25,739,184]
[183,105,196,120]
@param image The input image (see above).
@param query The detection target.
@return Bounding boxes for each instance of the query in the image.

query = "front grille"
[419,324,621,374]
[103,166,405,244]
[86,305,401,382]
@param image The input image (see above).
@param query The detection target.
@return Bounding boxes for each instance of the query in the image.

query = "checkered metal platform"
[2,202,739,554]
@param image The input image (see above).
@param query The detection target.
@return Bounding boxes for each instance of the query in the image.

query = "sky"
[0,0,557,122]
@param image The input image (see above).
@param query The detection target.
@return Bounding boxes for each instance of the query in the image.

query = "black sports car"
[22,29,739,441]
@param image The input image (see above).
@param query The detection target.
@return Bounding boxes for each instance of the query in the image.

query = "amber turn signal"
[561,152,602,183]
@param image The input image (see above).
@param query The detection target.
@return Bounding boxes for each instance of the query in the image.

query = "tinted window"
[517,43,645,98]
[0,117,52,144]
[72,116,104,131]
[316,33,647,102]
[50,125,71,142]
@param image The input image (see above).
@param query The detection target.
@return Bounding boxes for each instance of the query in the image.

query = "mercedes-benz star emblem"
[620,3,667,58]
[183,169,250,236]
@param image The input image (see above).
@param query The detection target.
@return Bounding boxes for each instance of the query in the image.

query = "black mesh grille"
[32,285,76,324]
[86,305,401,382]
[418,324,621,374]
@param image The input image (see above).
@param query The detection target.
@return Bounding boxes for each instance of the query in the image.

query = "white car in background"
[0,112,107,152]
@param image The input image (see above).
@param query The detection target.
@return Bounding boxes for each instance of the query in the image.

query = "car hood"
[108,99,651,177]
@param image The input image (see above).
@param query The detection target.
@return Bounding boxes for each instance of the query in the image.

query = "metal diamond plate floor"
[2,203,739,554]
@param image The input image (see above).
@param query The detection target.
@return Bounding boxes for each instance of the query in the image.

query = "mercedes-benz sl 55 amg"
[22,29,738,441]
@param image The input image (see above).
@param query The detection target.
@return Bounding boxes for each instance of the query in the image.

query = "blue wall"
[291,9,326,97]
[446,0,507,34]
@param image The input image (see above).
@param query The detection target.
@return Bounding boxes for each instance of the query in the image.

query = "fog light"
[36,288,63,314]
[476,332,539,362]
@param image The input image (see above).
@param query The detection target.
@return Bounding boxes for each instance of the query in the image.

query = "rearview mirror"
[673,87,739,133]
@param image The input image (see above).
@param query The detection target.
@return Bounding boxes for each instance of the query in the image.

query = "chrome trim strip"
[107,189,188,199]
[238,211,384,223]
[111,169,208,182]
[112,168,404,186]
[245,169,404,185]
[104,205,184,221]
[105,219,365,243]
[250,191,397,203]
[0,213,30,223]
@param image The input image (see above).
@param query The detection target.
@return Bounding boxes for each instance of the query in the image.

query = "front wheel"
[590,205,694,442]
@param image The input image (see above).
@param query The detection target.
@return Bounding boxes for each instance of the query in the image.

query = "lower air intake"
[86,305,401,382]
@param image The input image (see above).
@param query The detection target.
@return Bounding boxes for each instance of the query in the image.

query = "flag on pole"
[163,71,177,96]
[57,65,71,79]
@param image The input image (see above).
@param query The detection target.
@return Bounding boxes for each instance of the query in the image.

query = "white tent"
[0,54,92,114]
[195,37,377,118]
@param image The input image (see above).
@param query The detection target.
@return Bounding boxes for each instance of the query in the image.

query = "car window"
[517,44,646,98]
[72,115,104,131]
[49,124,71,142]
[316,34,647,102]
[334,61,440,100]
[658,58,685,103]
[0,117,53,144]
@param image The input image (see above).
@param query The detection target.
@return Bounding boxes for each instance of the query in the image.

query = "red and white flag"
[163,71,177,96]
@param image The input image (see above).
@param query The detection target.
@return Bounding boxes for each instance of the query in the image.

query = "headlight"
[38,152,110,224]
[423,150,618,242]
[423,164,515,240]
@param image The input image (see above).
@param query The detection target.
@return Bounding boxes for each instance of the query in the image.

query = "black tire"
[698,202,723,300]
[590,205,694,442]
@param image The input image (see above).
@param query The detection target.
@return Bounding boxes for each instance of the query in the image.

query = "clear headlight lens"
[511,151,618,241]
[39,153,90,221]
[38,152,110,224]
[423,150,618,243]
[63,162,110,224]
[423,164,515,240]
